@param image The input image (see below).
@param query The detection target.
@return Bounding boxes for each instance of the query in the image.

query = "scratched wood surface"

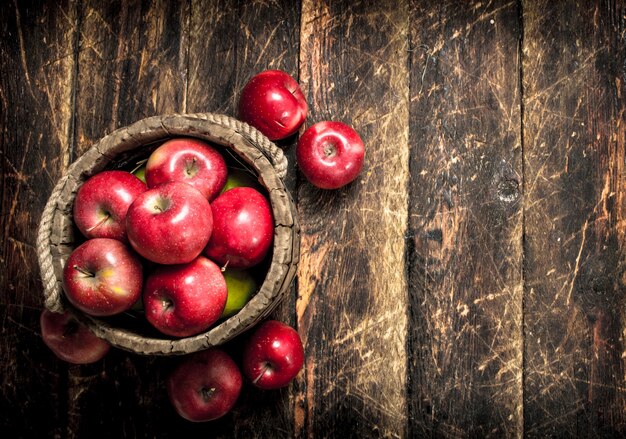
[522,1,626,437]
[1,0,625,438]
[407,1,524,437]
[296,0,409,436]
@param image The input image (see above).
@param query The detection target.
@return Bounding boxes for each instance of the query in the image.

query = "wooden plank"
[0,0,78,437]
[186,0,301,437]
[67,0,189,437]
[522,0,626,436]
[296,1,410,436]
[74,0,189,157]
[407,1,524,436]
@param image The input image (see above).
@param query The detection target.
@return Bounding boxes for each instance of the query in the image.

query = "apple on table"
[40,309,111,364]
[167,348,243,422]
[296,121,365,189]
[238,69,308,141]
[242,320,304,390]
[62,238,143,317]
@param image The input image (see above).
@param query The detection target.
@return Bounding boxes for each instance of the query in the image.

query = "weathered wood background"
[1,0,624,437]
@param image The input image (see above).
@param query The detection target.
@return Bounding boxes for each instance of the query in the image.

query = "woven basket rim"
[36,113,300,355]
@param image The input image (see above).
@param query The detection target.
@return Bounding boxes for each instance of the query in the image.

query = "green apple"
[221,268,257,318]
[133,165,146,184]
[221,168,260,193]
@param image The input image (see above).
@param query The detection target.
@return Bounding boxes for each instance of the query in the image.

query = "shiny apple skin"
[126,181,213,265]
[203,187,273,269]
[73,170,147,242]
[143,256,227,337]
[296,121,365,189]
[242,320,304,390]
[62,238,143,316]
[167,349,242,422]
[238,70,308,141]
[40,309,111,364]
[145,138,227,202]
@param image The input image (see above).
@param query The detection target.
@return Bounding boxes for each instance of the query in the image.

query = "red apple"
[126,181,213,265]
[40,309,111,364]
[145,138,227,202]
[238,69,308,141]
[73,170,147,242]
[242,320,304,390]
[62,238,143,316]
[203,187,273,269]
[143,256,227,337]
[167,349,242,422]
[296,121,365,189]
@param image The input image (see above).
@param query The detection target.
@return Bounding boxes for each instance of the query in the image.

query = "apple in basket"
[221,168,261,194]
[126,181,213,265]
[145,138,228,202]
[143,256,228,337]
[62,238,143,316]
[73,170,146,242]
[204,187,273,269]
[220,267,257,319]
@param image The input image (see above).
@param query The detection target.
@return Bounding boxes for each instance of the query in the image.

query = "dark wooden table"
[2,0,625,437]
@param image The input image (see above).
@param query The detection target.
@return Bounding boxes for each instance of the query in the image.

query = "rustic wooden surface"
[1,0,624,438]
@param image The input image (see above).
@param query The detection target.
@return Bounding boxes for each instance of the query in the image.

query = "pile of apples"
[40,69,365,422]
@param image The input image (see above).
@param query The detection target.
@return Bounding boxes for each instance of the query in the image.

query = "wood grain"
[74,0,188,157]
[186,1,301,437]
[407,1,524,437]
[0,0,78,437]
[522,0,626,436]
[4,0,626,436]
[68,0,188,437]
[297,0,410,436]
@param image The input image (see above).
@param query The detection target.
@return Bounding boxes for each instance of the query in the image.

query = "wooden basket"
[36,113,300,355]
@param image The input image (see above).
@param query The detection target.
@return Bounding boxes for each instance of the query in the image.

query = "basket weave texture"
[36,113,300,355]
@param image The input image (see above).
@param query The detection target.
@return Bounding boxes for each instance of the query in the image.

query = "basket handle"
[199,113,288,180]
[37,172,72,313]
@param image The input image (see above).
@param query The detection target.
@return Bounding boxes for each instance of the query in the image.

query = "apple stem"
[63,318,79,337]
[73,265,95,278]
[130,158,148,174]
[185,157,197,176]
[85,213,110,232]
[200,387,216,402]
[323,143,337,158]
[161,297,174,311]
[221,259,230,272]
[252,362,272,385]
